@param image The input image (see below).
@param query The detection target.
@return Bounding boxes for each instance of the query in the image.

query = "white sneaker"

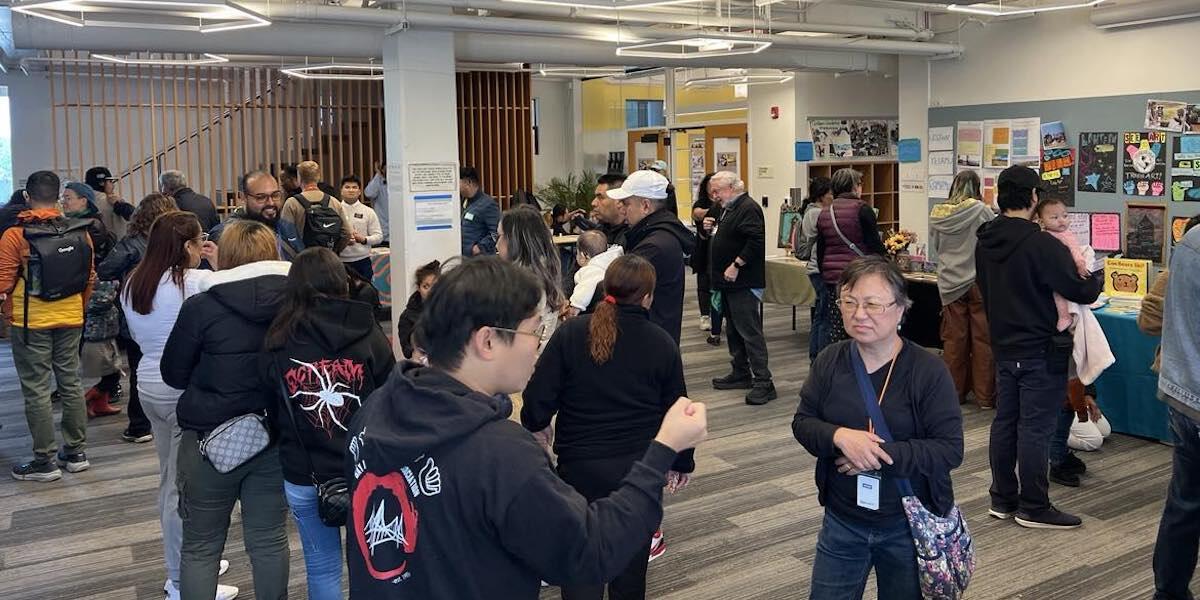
[164,575,238,599]
[699,315,711,331]
[219,560,229,576]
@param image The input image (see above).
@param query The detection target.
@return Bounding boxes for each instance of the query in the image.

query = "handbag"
[277,377,350,527]
[849,343,976,600]
[199,413,271,474]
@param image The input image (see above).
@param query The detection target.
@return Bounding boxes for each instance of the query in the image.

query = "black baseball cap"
[996,165,1046,194]
[85,166,117,191]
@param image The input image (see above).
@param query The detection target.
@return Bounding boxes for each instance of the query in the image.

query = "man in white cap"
[607,170,694,344]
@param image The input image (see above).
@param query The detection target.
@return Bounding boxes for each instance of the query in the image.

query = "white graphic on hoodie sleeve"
[365,498,408,556]
[401,456,443,498]
[287,358,363,432]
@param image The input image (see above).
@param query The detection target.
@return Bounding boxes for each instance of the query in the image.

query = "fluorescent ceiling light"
[617,37,772,59]
[778,31,840,38]
[947,0,1105,17]
[684,71,794,88]
[12,0,270,32]
[500,0,700,9]
[93,53,229,65]
[281,64,384,81]
[675,106,748,117]
[537,66,628,78]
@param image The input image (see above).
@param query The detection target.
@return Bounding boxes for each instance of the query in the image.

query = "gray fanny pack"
[199,414,271,474]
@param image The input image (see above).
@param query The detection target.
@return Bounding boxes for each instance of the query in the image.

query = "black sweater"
[262,298,395,485]
[709,193,766,290]
[792,340,964,523]
[345,363,679,599]
[521,305,694,473]
[163,274,286,433]
[624,208,695,344]
[395,291,424,359]
[975,215,1102,359]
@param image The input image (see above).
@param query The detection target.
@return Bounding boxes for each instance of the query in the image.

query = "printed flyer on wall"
[1009,117,1041,168]
[1172,135,1200,201]
[956,120,982,168]
[1078,132,1119,194]
[984,120,1011,169]
[1145,99,1189,133]
[1041,121,1068,150]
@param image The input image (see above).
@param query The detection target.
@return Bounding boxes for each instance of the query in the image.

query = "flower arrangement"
[884,229,918,256]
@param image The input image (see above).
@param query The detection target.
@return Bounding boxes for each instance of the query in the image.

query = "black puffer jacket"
[162,273,286,433]
[625,208,695,344]
[97,234,148,282]
[395,291,424,359]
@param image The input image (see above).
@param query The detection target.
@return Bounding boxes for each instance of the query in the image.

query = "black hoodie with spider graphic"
[262,297,396,485]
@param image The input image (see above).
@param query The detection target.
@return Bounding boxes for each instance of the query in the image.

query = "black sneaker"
[745,383,778,406]
[1049,464,1081,487]
[56,450,91,473]
[706,335,721,347]
[1015,506,1082,530]
[11,459,62,482]
[1059,453,1087,476]
[122,429,154,444]
[712,373,753,390]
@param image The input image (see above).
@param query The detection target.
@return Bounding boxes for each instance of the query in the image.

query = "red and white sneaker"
[648,529,666,562]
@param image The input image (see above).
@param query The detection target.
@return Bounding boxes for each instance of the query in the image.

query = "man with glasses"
[706,171,775,405]
[208,170,304,261]
[572,173,629,247]
[976,165,1101,530]
[344,256,708,599]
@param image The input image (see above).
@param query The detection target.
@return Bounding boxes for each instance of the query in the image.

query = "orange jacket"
[0,208,96,330]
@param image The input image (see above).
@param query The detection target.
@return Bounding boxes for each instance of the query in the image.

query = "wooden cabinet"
[807,160,899,235]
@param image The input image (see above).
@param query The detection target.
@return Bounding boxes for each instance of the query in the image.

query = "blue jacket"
[461,191,500,256]
[208,209,305,261]
[1159,227,1200,422]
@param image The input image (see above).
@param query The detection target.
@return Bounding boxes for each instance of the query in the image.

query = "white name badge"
[464,212,475,221]
[857,472,881,511]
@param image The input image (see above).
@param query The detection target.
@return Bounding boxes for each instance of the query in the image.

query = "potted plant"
[884,229,918,272]
[536,170,600,214]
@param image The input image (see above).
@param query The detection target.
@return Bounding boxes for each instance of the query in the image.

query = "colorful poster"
[1077,132,1119,193]
[1173,216,1192,244]
[689,137,706,199]
[980,169,1000,207]
[1104,258,1151,298]
[1041,147,1076,206]
[808,118,898,159]
[1171,136,1200,201]
[1068,212,1091,248]
[1010,117,1041,168]
[1090,212,1122,252]
[928,175,953,199]
[928,151,955,175]
[1123,131,1168,197]
[1186,105,1200,134]
[984,120,1011,168]
[1125,202,1168,263]
[929,126,954,152]
[1146,99,1190,133]
[1041,121,1069,150]
[956,121,983,168]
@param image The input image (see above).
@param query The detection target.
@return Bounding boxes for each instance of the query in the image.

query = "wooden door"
[627,130,667,173]
[704,123,748,183]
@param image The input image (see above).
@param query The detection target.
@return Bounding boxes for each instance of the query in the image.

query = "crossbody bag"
[828,203,865,257]
[276,374,350,527]
[199,413,271,474]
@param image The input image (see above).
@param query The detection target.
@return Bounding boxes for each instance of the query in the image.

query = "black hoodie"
[162,274,287,432]
[975,215,1102,360]
[624,208,696,344]
[263,298,395,485]
[345,363,679,599]
[395,291,423,359]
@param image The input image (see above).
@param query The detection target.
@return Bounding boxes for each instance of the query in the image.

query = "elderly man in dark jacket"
[607,170,695,344]
[706,171,775,405]
[160,170,219,232]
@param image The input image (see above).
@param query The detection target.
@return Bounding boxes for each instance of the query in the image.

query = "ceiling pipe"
[1090,0,1200,29]
[394,0,935,40]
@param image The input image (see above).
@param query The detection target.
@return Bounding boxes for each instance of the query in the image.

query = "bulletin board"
[929,90,1200,264]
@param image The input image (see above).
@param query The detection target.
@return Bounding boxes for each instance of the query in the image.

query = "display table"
[763,257,816,330]
[1092,306,1170,442]
[901,273,943,350]
[370,248,392,308]
[552,234,580,246]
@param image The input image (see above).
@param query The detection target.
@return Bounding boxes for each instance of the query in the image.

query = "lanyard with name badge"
[857,340,901,511]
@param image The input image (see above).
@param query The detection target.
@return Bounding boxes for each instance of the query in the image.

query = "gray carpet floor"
[0,291,1183,599]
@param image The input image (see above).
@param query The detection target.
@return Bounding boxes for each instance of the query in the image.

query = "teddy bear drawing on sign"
[1127,140,1161,174]
[1110,272,1140,294]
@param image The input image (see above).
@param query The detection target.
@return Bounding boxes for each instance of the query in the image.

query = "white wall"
[931,11,1200,107]
[4,73,52,186]
[532,78,574,186]
[898,56,930,244]
[748,81,797,257]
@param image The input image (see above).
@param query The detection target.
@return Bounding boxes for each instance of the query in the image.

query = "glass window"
[625,99,665,129]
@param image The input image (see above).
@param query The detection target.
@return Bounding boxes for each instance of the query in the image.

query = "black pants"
[989,358,1066,514]
[1154,409,1200,600]
[557,454,652,600]
[723,288,772,383]
[696,269,712,317]
[122,339,150,435]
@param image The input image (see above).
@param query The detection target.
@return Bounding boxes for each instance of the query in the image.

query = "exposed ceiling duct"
[1090,0,1200,29]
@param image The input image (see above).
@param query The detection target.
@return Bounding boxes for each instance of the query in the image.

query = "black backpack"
[22,218,93,301]
[295,193,343,249]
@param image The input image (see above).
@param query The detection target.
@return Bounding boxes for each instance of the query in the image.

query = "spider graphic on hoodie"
[283,357,367,435]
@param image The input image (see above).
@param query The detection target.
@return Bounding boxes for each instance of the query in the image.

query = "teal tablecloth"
[1092,307,1170,442]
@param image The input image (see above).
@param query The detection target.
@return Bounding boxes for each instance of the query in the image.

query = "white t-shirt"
[120,270,210,399]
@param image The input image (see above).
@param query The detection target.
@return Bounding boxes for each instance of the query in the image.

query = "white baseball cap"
[606,170,669,201]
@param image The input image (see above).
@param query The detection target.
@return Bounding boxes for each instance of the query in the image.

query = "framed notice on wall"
[1125,203,1168,264]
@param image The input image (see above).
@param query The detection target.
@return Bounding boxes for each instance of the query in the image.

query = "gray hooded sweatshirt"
[929,198,996,305]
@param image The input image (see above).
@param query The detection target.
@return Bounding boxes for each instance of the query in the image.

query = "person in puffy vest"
[0,170,97,482]
[815,168,885,352]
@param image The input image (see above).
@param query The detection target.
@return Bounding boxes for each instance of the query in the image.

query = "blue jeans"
[1048,405,1075,466]
[989,358,1067,514]
[1153,408,1200,600]
[809,510,920,600]
[809,273,830,363]
[284,481,344,600]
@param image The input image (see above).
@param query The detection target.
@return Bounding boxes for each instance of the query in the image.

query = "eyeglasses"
[837,298,897,316]
[490,322,551,350]
[247,190,284,202]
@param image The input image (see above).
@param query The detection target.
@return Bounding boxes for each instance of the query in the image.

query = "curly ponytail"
[588,254,656,365]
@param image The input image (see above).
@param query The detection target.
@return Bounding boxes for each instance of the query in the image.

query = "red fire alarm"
[770,106,780,120]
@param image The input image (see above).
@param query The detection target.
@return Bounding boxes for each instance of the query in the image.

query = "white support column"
[383,30,462,346]
[898,55,931,245]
